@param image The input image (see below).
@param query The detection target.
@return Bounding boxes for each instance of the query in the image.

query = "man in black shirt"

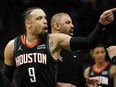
[51,12,85,87]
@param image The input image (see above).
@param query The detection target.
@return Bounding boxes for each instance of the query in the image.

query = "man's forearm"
[2,64,15,81]
[70,22,105,51]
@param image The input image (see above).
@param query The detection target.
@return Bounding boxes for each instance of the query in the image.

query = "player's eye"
[65,21,71,24]
[36,16,43,20]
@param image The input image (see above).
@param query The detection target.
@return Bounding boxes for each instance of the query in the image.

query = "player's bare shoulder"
[4,39,15,65]
[5,39,15,52]
[49,33,71,52]
[49,33,71,48]
[84,67,90,78]
[49,34,71,60]
[49,33,71,40]
[49,34,61,51]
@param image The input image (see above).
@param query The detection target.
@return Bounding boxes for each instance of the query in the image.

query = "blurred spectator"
[84,43,116,87]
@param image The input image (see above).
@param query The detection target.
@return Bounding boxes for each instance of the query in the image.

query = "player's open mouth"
[69,29,74,36]
[43,26,48,33]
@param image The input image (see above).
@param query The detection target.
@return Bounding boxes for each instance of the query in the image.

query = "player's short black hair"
[91,43,105,52]
[22,7,41,22]
[95,43,104,48]
[21,7,41,34]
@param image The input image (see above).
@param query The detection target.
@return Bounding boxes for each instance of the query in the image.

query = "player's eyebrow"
[65,20,72,24]
[36,15,46,20]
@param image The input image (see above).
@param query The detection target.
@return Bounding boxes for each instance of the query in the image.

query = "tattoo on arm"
[49,41,53,50]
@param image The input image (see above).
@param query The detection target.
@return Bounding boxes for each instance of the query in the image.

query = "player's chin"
[42,30,48,35]
[69,32,73,36]
[39,31,48,39]
[69,29,74,36]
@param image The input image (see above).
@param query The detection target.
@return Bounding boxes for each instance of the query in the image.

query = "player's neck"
[24,34,41,45]
[95,61,107,69]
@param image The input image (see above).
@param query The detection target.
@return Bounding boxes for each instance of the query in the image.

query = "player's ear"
[25,21,31,27]
[54,23,60,31]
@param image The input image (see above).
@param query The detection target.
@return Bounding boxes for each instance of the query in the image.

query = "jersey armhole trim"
[12,37,18,65]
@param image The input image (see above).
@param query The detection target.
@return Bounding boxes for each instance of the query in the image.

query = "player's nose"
[71,23,74,29]
[43,18,47,24]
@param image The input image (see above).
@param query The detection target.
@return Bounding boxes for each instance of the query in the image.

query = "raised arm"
[70,8,116,51]
[3,39,15,81]
[50,8,116,60]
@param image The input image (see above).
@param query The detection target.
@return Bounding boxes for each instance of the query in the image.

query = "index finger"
[109,8,116,12]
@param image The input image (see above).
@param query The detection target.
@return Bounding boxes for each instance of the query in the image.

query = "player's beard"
[38,28,48,39]
[61,28,74,36]
[69,29,74,36]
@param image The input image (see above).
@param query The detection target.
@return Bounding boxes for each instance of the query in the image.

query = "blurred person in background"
[51,12,85,87]
[84,43,116,87]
